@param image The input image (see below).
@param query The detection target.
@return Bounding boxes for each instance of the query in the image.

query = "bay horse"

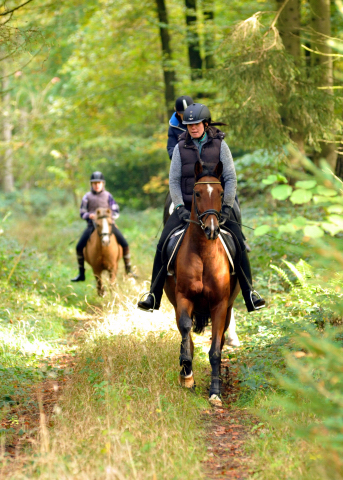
[84,208,123,296]
[164,161,240,406]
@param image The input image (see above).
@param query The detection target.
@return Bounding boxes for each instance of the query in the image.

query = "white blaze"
[102,218,110,244]
[207,183,213,198]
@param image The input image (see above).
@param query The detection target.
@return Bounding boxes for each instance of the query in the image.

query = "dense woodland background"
[0,1,343,479]
[1,0,343,208]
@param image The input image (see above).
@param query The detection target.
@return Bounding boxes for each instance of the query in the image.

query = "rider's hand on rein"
[220,204,232,222]
[176,205,190,223]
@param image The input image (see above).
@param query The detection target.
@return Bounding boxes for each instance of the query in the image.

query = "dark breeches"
[76,224,128,255]
[222,218,246,251]
[157,210,184,252]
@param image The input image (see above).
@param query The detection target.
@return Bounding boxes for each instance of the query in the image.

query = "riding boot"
[238,249,265,312]
[71,254,86,282]
[137,249,167,311]
[123,246,137,278]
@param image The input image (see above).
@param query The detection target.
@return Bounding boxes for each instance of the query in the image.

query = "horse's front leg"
[109,268,116,287]
[209,301,229,406]
[176,296,195,389]
[95,273,104,297]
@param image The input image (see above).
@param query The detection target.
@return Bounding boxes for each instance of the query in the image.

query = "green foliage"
[258,148,343,239]
[215,13,337,151]
[235,149,286,196]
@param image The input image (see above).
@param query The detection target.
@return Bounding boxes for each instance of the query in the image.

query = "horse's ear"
[214,161,223,179]
[194,160,203,179]
[106,208,111,216]
[96,208,101,217]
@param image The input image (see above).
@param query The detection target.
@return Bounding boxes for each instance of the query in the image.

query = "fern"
[270,264,293,287]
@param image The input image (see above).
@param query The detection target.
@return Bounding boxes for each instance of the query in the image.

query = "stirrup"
[251,290,265,310]
[137,292,156,312]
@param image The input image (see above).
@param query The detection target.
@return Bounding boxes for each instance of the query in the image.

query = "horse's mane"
[195,163,222,182]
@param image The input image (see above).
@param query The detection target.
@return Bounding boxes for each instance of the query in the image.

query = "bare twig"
[302,43,343,57]
[0,0,35,16]
[270,0,291,29]
[0,46,43,79]
[0,11,12,24]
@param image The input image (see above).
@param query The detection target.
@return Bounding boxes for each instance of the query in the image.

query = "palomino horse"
[164,161,240,406]
[84,208,123,296]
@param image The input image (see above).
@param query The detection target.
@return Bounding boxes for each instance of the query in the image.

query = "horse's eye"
[195,192,200,198]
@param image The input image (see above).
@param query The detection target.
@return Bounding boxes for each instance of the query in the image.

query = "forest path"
[1,285,256,479]
[194,334,257,479]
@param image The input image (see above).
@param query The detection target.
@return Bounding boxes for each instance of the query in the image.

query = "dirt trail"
[0,354,74,460]
[203,357,257,479]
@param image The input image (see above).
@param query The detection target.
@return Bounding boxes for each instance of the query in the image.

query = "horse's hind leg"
[226,308,240,347]
[209,302,229,406]
[176,300,195,389]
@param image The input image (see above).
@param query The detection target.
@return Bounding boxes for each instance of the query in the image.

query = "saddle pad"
[219,229,236,273]
[166,228,186,274]
[165,228,236,275]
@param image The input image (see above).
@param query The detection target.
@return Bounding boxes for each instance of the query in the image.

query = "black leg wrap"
[179,312,193,376]
[209,376,222,397]
[179,358,192,377]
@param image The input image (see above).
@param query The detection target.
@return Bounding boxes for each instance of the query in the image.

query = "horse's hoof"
[209,394,222,407]
[178,373,195,389]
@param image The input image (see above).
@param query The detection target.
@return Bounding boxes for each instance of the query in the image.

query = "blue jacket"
[167,112,187,160]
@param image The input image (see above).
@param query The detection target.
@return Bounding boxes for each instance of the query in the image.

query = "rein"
[186,181,224,230]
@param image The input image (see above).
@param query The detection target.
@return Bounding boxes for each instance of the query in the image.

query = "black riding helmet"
[182,103,211,125]
[90,171,105,182]
[175,95,193,113]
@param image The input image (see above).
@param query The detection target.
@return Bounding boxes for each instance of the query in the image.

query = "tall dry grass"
[4,283,209,480]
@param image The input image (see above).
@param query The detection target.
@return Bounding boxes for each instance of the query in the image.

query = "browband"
[194,181,222,186]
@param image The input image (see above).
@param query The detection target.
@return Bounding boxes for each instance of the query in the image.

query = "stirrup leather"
[137,292,156,312]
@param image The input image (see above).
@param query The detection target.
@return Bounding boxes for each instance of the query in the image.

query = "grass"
[0,189,342,479]
[7,331,208,479]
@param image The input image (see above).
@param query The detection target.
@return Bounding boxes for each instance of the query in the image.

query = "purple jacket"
[80,189,120,225]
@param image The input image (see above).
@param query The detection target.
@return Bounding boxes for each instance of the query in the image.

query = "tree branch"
[0,0,35,16]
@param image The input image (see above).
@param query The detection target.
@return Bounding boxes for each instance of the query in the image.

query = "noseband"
[186,181,225,230]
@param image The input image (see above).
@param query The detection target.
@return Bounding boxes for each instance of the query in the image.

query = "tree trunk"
[335,152,343,180]
[276,0,301,59]
[185,0,202,80]
[310,0,336,168]
[2,74,14,192]
[203,0,215,69]
[155,0,176,118]
[276,0,304,152]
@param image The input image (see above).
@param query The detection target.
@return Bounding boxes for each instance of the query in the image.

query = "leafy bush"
[235,149,286,197]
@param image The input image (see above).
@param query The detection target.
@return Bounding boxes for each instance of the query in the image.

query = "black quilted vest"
[178,126,225,206]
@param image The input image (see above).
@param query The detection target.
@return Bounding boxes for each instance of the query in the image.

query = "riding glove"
[176,205,190,222]
[220,204,232,221]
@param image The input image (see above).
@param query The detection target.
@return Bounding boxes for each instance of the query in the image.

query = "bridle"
[186,181,225,230]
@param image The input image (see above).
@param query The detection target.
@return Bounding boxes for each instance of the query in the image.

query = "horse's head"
[95,208,113,246]
[193,161,223,240]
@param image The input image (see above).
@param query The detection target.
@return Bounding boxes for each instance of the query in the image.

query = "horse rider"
[167,95,193,160]
[138,103,265,313]
[71,171,134,281]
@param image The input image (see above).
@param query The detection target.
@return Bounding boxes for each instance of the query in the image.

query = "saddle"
[162,224,237,275]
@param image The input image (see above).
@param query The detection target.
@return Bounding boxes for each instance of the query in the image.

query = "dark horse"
[164,161,240,406]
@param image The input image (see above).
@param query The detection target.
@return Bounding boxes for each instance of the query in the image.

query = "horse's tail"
[193,313,210,334]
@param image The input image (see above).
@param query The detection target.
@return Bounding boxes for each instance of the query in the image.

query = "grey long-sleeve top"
[169,139,237,208]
